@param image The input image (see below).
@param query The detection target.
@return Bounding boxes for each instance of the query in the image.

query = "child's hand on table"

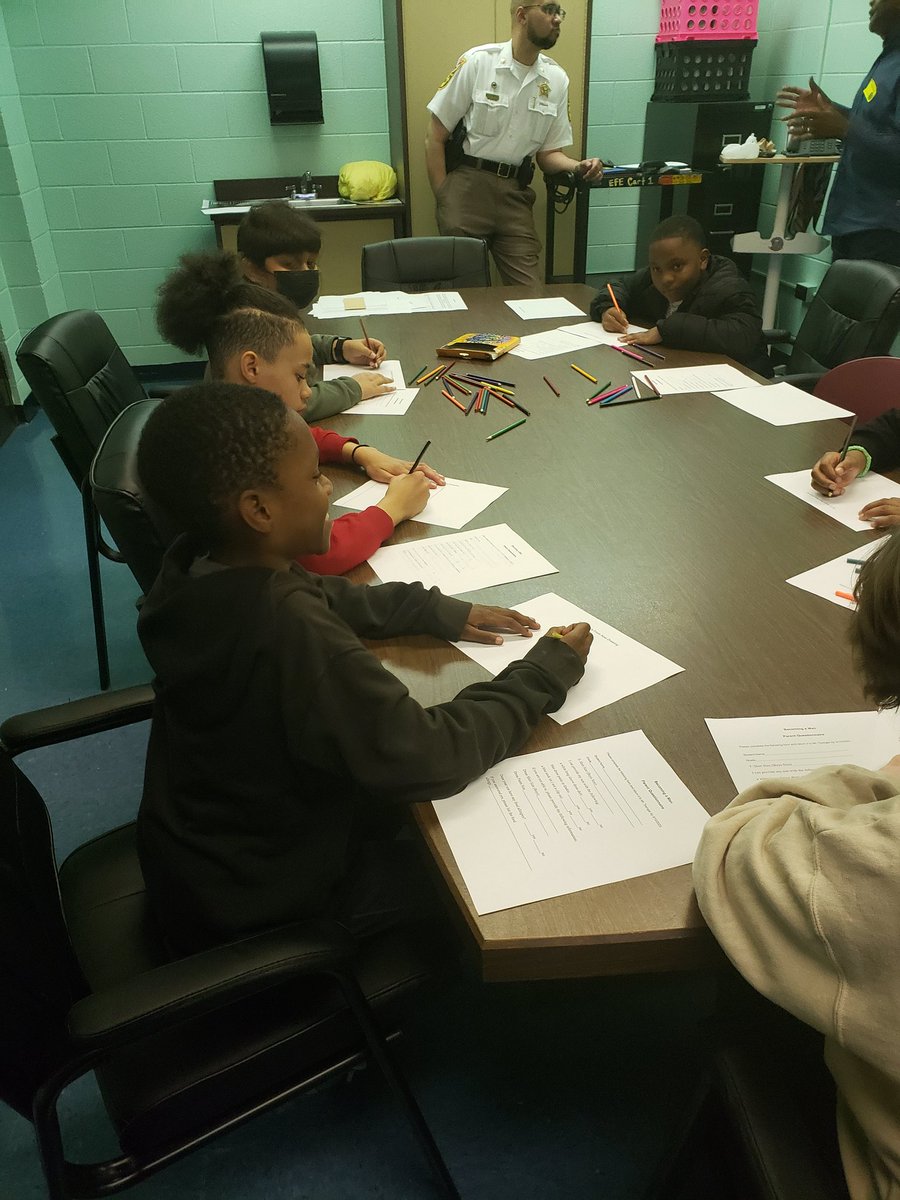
[376,474,431,526]
[355,371,395,400]
[343,337,386,368]
[811,449,865,496]
[350,446,444,486]
[459,605,540,645]
[621,327,662,346]
[545,623,593,663]
[859,498,900,528]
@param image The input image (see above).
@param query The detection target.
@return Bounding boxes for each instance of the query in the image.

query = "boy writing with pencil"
[135,383,592,950]
[590,215,771,376]
[238,201,393,419]
[811,408,900,528]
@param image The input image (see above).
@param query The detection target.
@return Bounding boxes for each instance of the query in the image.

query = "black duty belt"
[459,153,520,179]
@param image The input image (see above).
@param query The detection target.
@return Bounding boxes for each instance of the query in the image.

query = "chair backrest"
[361,236,491,293]
[90,399,179,595]
[0,748,86,1118]
[812,356,900,423]
[16,310,147,486]
[789,260,900,376]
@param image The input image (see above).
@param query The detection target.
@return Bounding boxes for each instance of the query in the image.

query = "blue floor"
[0,413,716,1199]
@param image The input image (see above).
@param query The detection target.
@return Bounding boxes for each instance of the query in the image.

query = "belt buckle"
[497,162,514,179]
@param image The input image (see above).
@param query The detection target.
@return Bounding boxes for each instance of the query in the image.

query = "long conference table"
[309,283,877,983]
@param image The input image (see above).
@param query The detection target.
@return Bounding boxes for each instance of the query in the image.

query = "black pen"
[837,416,858,462]
[408,440,431,473]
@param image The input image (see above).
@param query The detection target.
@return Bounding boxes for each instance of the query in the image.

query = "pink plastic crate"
[657,2,758,41]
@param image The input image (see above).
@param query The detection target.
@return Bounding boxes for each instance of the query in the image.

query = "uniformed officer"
[777,0,900,266]
[425,2,603,286]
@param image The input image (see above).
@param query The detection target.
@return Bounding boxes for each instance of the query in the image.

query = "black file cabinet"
[637,100,774,276]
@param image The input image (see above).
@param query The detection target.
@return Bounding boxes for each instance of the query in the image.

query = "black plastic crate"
[652,40,756,102]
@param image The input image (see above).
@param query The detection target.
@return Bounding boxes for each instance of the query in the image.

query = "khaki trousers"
[435,165,541,287]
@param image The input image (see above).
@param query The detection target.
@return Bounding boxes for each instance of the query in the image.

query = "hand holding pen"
[601,284,629,334]
[342,337,386,368]
[810,419,862,497]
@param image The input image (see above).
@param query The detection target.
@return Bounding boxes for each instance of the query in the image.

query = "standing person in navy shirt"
[777,0,900,265]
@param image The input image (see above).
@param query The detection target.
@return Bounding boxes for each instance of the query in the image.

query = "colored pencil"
[607,282,623,314]
[612,344,654,367]
[418,364,446,386]
[543,376,560,396]
[600,386,633,405]
[359,318,374,353]
[643,374,662,397]
[445,377,472,397]
[638,345,666,361]
[408,440,431,474]
[570,364,598,384]
[487,387,530,416]
[464,373,516,388]
[486,417,527,441]
[410,365,429,385]
[586,385,631,407]
[464,391,478,415]
[444,390,466,412]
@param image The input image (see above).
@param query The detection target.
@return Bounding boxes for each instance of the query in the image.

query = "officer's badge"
[538,80,551,98]
[438,56,466,89]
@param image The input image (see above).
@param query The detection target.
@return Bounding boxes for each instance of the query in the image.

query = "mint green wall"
[2,0,389,367]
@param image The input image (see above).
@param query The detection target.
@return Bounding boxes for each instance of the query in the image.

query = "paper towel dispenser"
[261,32,324,125]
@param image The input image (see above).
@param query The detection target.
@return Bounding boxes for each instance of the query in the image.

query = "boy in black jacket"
[135,383,591,952]
[590,215,771,377]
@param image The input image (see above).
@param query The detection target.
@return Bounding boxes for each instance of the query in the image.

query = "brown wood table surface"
[308,283,876,983]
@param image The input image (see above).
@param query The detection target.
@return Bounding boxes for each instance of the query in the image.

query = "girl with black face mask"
[236,202,393,421]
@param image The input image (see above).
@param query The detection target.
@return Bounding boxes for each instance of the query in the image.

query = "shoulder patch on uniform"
[438,56,467,90]
[864,77,877,102]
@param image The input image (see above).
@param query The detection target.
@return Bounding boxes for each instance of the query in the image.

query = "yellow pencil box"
[436,332,520,361]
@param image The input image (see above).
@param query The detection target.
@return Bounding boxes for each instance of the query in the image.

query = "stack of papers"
[504,297,586,320]
[454,592,684,725]
[713,381,853,426]
[335,477,506,530]
[309,291,466,318]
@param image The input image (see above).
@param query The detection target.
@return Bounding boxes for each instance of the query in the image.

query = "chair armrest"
[763,328,794,345]
[778,371,825,392]
[0,685,155,755]
[67,919,358,1053]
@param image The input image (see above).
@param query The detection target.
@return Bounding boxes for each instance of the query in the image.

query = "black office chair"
[90,399,174,596]
[16,311,149,690]
[361,236,491,292]
[645,980,850,1200]
[0,689,460,1200]
[766,259,900,390]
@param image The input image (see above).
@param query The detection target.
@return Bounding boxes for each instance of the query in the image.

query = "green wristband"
[846,445,872,477]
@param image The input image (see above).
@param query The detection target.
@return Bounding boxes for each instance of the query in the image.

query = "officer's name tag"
[528,96,557,116]
[482,92,508,107]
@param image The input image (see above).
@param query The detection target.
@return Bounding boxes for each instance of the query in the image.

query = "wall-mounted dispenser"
[260,32,324,125]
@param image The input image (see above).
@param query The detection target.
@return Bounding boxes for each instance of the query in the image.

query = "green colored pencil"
[486,417,526,442]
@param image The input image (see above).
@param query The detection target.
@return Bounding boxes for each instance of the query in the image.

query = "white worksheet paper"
[706,711,900,795]
[334,476,507,531]
[765,469,900,532]
[643,363,752,394]
[322,360,418,415]
[558,320,648,345]
[454,592,684,724]
[509,328,604,360]
[504,297,585,320]
[712,381,853,426]
[366,523,557,594]
[432,731,710,914]
[787,535,888,609]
